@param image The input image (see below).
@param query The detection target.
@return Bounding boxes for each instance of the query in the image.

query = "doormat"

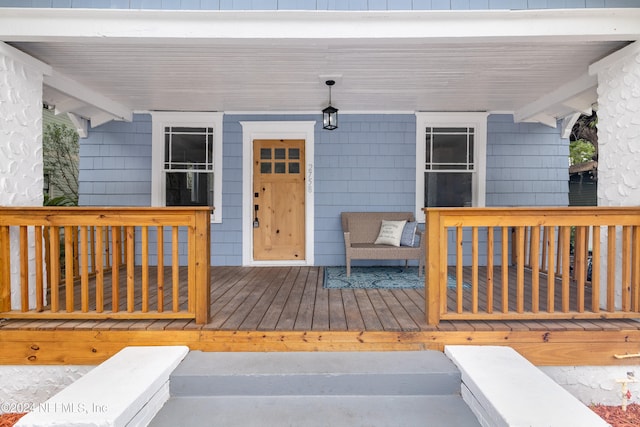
[322,266,470,290]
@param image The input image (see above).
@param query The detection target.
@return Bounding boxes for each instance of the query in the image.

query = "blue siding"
[1,0,636,8]
[79,112,568,267]
[486,114,569,207]
[78,114,152,207]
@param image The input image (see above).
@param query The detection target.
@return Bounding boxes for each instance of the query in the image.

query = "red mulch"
[0,413,26,427]
[590,403,640,427]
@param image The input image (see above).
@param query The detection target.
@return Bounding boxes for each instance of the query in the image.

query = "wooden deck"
[2,266,640,366]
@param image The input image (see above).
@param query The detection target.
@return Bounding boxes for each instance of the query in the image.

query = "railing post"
[193,209,211,324]
[425,209,442,326]
[0,225,11,312]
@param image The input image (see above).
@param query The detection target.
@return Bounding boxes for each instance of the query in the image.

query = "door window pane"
[275,162,286,174]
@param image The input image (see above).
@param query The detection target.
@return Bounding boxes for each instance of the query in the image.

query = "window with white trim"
[415,112,487,222]
[151,112,223,223]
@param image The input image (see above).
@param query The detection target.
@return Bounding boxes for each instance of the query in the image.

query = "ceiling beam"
[44,70,132,123]
[589,40,640,75]
[513,72,596,125]
[0,8,639,43]
[0,41,50,74]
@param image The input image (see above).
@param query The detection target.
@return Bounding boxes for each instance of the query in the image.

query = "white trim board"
[1,9,639,42]
[151,111,224,223]
[415,112,488,223]
[240,121,316,267]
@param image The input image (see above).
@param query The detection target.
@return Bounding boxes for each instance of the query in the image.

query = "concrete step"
[168,350,462,397]
[149,351,481,427]
[149,395,481,427]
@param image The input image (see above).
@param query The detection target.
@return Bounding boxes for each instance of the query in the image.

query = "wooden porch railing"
[0,207,211,324]
[425,207,640,325]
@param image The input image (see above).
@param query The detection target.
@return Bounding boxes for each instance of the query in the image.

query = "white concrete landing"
[15,346,189,427]
[445,346,608,427]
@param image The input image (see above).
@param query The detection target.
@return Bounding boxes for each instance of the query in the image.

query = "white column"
[590,42,640,309]
[0,43,50,309]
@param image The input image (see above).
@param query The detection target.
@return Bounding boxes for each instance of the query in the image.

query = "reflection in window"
[424,127,474,207]
[164,127,214,207]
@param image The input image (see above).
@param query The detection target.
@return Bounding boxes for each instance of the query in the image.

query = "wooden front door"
[253,139,305,261]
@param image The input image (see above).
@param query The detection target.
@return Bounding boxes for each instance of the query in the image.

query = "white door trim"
[240,121,316,266]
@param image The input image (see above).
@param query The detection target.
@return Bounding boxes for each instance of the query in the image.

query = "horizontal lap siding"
[486,114,569,208]
[78,114,152,208]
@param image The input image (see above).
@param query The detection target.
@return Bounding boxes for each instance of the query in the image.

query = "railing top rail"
[424,206,640,227]
[0,206,213,227]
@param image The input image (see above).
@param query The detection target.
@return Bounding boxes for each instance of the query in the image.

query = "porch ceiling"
[2,8,639,130]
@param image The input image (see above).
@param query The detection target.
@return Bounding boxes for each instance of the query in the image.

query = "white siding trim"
[240,121,316,267]
[151,112,223,223]
[415,112,488,223]
[2,9,640,42]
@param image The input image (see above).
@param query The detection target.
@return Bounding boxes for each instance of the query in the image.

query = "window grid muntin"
[164,127,214,171]
[424,126,475,208]
[163,126,215,208]
[425,127,475,171]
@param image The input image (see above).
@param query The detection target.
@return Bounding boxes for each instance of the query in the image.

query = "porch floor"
[2,266,640,366]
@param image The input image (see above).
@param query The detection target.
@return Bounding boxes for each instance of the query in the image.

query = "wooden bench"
[341,212,425,277]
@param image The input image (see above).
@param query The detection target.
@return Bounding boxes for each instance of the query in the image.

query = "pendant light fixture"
[322,80,338,130]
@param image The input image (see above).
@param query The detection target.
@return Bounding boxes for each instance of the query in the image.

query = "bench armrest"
[343,231,352,249]
[416,229,426,251]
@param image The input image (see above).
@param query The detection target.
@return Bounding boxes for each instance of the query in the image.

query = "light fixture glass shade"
[322,105,338,130]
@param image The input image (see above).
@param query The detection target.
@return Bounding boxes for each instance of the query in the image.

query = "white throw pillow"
[374,220,407,247]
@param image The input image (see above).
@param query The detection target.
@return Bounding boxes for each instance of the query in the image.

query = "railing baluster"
[112,226,120,313]
[142,226,149,313]
[172,226,179,312]
[591,226,600,312]
[501,227,509,313]
[65,226,74,312]
[81,226,89,313]
[632,226,640,312]
[556,228,564,277]
[0,225,10,312]
[35,226,44,312]
[472,226,479,314]
[516,226,525,313]
[72,226,80,280]
[561,226,571,313]
[525,226,532,268]
[157,226,164,312]
[50,226,60,312]
[19,226,29,312]
[456,226,463,313]
[622,225,632,312]
[541,226,548,273]
[530,225,540,313]
[486,226,494,314]
[440,223,449,314]
[575,226,586,313]
[89,226,96,276]
[607,225,616,312]
[104,226,112,269]
[546,226,556,313]
[126,226,135,313]
[95,225,104,313]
